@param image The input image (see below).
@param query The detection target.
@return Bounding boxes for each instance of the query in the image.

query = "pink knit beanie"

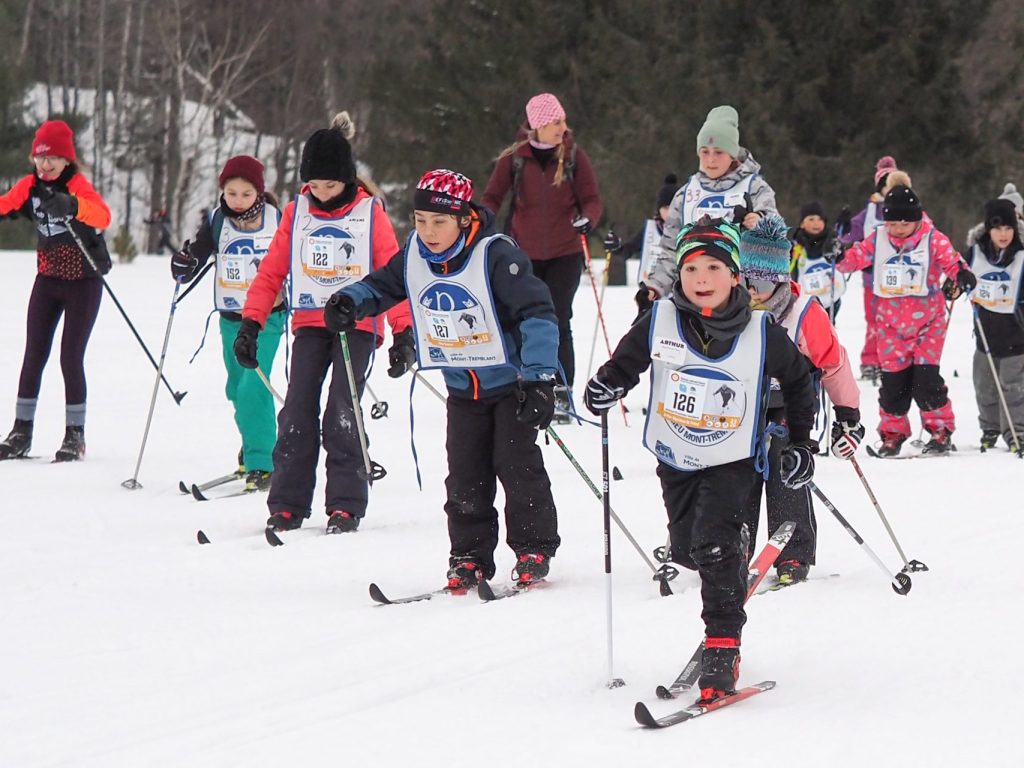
[874,155,897,187]
[525,93,567,130]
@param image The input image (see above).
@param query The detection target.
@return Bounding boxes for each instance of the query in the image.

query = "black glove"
[324,292,358,333]
[941,277,959,301]
[835,206,852,236]
[780,442,816,489]
[830,420,865,459]
[1,208,23,221]
[516,380,556,429]
[170,241,199,281]
[956,267,977,295]
[584,374,625,415]
[387,328,416,378]
[572,215,591,235]
[38,190,78,219]
[233,318,261,369]
[602,228,622,254]
[634,284,654,316]
[731,192,754,226]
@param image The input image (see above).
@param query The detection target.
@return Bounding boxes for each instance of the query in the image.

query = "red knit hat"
[32,120,76,161]
[218,155,265,195]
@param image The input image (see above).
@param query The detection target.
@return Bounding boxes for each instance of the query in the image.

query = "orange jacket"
[0,172,111,228]
[242,186,411,339]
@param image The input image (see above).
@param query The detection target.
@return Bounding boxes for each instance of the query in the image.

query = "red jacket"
[787,284,860,411]
[242,186,411,339]
[0,172,112,279]
[482,132,602,262]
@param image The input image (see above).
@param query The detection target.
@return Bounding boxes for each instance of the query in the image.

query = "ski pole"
[972,302,1023,456]
[366,382,389,419]
[255,366,285,406]
[581,235,628,427]
[849,457,929,573]
[601,411,625,689]
[585,238,614,380]
[122,280,183,489]
[339,332,386,482]
[546,424,675,594]
[64,221,187,405]
[806,480,912,595]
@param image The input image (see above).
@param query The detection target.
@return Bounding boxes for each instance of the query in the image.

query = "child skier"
[645,105,779,302]
[171,155,284,490]
[836,185,975,456]
[740,215,863,584]
[789,201,845,320]
[323,169,562,590]
[584,217,817,702]
[838,157,910,381]
[0,120,112,461]
[966,198,1024,453]
[235,115,412,534]
[618,173,682,317]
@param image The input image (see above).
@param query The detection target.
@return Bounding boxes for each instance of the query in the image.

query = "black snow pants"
[444,390,560,579]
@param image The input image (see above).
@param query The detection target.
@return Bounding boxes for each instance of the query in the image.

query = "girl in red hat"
[171,155,285,491]
[0,119,112,461]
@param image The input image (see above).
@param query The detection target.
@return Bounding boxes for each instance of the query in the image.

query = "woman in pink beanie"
[482,92,603,420]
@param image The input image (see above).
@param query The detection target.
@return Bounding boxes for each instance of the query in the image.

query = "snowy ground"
[1,252,1021,767]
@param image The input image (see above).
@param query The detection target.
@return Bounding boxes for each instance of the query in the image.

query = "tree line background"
[1,0,1021,252]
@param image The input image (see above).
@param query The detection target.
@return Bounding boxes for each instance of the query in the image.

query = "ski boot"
[0,419,33,460]
[446,557,483,594]
[266,510,305,532]
[874,432,906,458]
[326,510,360,534]
[512,552,550,587]
[245,470,272,492]
[776,559,810,586]
[54,426,85,462]
[698,637,740,704]
[980,430,1000,452]
[921,428,954,455]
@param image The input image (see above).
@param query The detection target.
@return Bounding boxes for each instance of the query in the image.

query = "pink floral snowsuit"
[839,218,965,437]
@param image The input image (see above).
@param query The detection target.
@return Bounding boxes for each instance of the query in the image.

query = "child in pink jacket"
[741,215,862,583]
[837,185,976,456]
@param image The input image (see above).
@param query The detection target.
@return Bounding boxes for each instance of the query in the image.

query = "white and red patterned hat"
[525,93,566,130]
[414,169,473,216]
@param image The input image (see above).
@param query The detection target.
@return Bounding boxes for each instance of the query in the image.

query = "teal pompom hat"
[696,105,740,158]
[739,214,792,283]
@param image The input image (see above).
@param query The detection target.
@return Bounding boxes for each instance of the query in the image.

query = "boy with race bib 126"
[584,217,816,704]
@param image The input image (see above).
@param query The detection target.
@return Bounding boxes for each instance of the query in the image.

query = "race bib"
[803,271,830,296]
[660,372,744,431]
[306,236,336,275]
[222,256,246,287]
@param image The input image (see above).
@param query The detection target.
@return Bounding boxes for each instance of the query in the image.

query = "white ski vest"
[794,242,846,310]
[288,194,373,311]
[405,233,510,369]
[872,229,932,298]
[636,219,663,284]
[213,206,281,312]
[971,244,1024,314]
[643,300,768,472]
[680,173,755,226]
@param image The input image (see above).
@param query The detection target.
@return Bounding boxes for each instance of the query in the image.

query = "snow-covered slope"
[1,253,1020,767]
